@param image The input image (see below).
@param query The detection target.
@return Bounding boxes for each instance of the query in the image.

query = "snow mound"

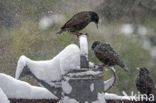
[15,44,81,82]
[0,73,57,99]
[104,93,136,100]
[0,88,10,103]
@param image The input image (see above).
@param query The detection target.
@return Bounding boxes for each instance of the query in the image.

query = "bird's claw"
[85,33,88,36]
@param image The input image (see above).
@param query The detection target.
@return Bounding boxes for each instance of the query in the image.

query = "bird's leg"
[75,32,82,38]
[98,64,106,70]
[79,33,88,36]
[84,33,88,36]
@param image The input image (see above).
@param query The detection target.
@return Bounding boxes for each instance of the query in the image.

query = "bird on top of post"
[91,41,128,71]
[56,11,99,37]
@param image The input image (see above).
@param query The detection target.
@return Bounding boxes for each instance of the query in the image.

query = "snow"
[104,67,116,92]
[104,77,115,92]
[97,93,106,103]
[90,83,94,92]
[59,92,137,103]
[79,34,88,59]
[0,88,10,103]
[15,44,81,82]
[89,62,99,70]
[92,93,106,103]
[59,96,79,103]
[0,73,57,99]
[39,14,66,30]
[121,24,134,35]
[62,80,72,94]
[104,93,136,100]
[67,70,102,78]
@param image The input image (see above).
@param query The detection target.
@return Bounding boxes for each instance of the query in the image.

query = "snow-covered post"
[79,34,89,68]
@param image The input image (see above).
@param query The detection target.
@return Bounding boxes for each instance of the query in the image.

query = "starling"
[135,67,156,97]
[56,11,99,36]
[91,41,128,71]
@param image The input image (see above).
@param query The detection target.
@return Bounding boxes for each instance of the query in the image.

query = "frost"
[0,73,57,99]
[0,88,10,103]
[15,44,81,82]
[90,83,94,92]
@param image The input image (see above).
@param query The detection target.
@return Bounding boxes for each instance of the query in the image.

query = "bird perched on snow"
[91,41,128,71]
[135,67,156,97]
[56,11,99,36]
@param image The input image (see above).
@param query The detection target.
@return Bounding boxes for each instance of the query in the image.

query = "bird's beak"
[96,23,98,29]
[136,67,140,71]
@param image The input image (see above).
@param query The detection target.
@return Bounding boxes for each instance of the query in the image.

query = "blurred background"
[0,0,156,95]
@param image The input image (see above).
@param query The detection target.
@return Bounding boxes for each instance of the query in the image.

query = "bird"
[135,67,156,98]
[56,11,99,36]
[91,41,128,71]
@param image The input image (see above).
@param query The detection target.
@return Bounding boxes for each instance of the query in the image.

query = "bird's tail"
[152,89,156,100]
[118,60,128,71]
[56,29,63,34]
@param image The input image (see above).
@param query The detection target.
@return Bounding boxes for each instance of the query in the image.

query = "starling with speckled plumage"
[57,11,99,36]
[91,41,128,71]
[135,67,156,98]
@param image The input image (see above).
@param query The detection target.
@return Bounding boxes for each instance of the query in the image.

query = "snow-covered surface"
[0,88,10,103]
[67,70,102,78]
[59,92,137,103]
[59,96,79,103]
[62,80,72,94]
[79,34,88,58]
[104,67,116,92]
[92,93,106,103]
[104,77,115,92]
[15,44,81,82]
[0,73,57,99]
[90,83,94,92]
[104,93,136,100]
[89,62,99,69]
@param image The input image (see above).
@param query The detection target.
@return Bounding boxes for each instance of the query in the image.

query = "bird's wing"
[94,46,106,61]
[61,12,91,29]
[95,45,115,63]
[146,76,155,89]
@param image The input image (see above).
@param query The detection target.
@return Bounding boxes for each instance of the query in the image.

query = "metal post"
[79,34,89,69]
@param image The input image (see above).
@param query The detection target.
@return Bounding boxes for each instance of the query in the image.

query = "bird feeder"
[15,34,117,103]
